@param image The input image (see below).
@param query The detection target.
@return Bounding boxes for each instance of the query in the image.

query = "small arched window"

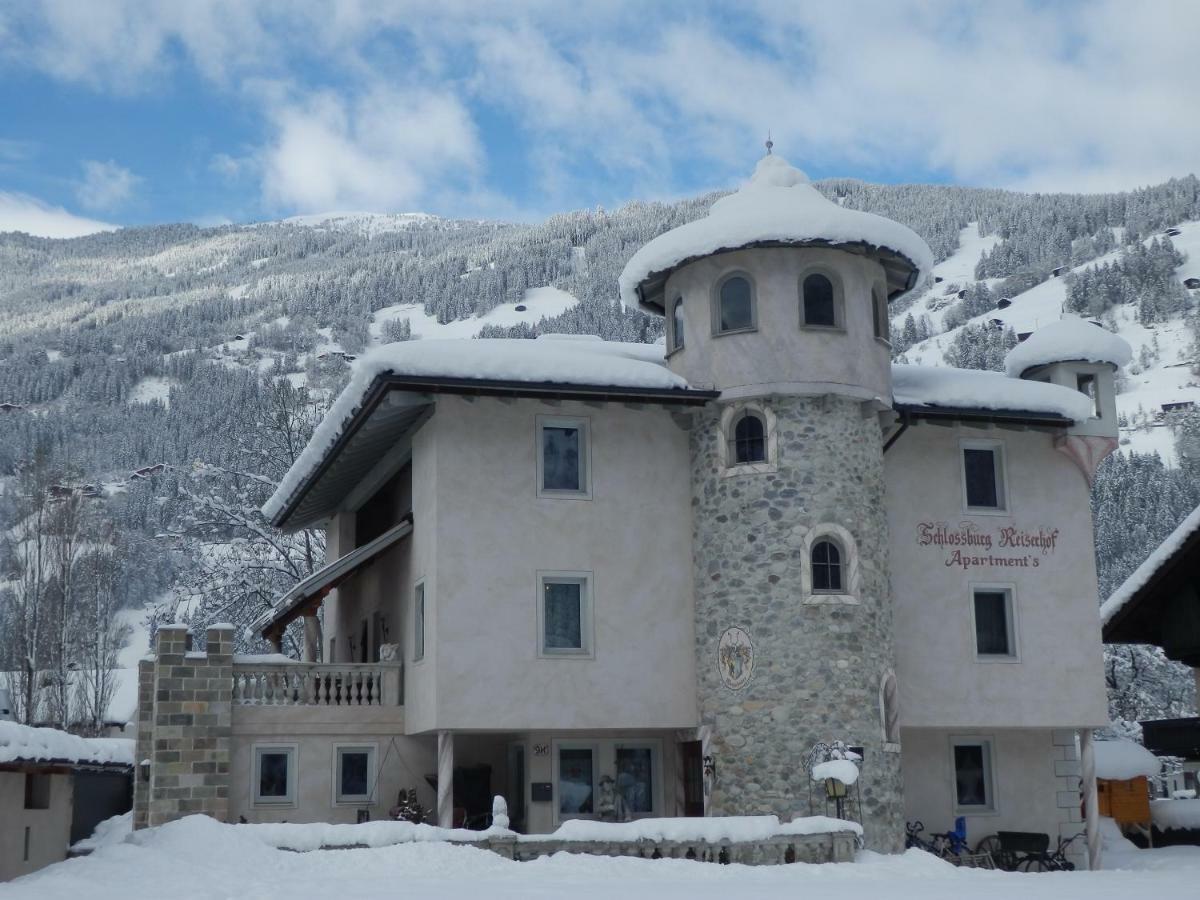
[716,275,754,333]
[672,297,685,351]
[811,539,843,592]
[802,273,837,328]
[730,410,766,464]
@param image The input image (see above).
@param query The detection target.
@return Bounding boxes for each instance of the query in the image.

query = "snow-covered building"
[134,155,1126,860]
[0,721,133,880]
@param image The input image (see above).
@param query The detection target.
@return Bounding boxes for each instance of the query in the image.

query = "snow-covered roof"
[264,336,702,524]
[1004,316,1133,377]
[0,720,134,768]
[893,364,1096,423]
[1102,503,1200,626]
[619,154,934,312]
[1094,739,1162,780]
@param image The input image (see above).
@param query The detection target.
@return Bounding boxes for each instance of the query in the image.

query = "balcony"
[232,661,403,708]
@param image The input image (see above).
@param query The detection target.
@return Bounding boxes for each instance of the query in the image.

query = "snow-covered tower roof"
[619,155,934,314]
[1003,317,1133,378]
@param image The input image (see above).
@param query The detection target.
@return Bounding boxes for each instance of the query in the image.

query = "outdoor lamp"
[824,776,847,800]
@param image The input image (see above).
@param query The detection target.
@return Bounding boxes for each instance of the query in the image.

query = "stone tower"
[621,155,932,850]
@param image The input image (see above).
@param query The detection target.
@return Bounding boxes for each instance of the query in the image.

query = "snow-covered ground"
[369,285,580,344]
[279,211,442,236]
[127,376,174,407]
[897,220,1200,463]
[10,815,1199,900]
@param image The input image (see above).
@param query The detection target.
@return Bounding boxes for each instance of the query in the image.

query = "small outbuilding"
[996,298,1012,309]
[1164,228,1182,238]
[0,722,133,881]
[1051,266,1069,277]
[1184,277,1200,290]
[1093,739,1159,833]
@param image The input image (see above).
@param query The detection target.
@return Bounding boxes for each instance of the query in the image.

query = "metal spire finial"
[765,131,773,155]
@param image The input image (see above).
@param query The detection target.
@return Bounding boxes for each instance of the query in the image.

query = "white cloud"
[76,159,140,211]
[0,192,117,238]
[259,85,483,214]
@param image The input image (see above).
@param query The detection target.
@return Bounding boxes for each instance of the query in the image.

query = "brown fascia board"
[895,404,1073,429]
[271,373,719,529]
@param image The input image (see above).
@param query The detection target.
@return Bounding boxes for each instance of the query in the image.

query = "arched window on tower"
[811,539,843,592]
[729,410,767,464]
[802,273,838,328]
[672,297,685,351]
[715,274,755,333]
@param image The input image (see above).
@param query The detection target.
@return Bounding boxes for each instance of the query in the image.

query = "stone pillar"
[132,658,154,830]
[1080,729,1101,871]
[690,395,903,850]
[146,624,234,826]
[438,730,454,828]
[302,612,322,663]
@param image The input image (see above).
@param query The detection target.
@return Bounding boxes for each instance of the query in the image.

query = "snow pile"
[0,720,134,767]
[892,364,1096,422]
[1152,799,1200,831]
[812,759,860,786]
[370,286,580,343]
[1004,316,1133,377]
[72,812,132,852]
[619,154,933,309]
[264,338,688,521]
[1093,739,1161,780]
[538,814,860,843]
[234,819,506,851]
[1102,503,1200,624]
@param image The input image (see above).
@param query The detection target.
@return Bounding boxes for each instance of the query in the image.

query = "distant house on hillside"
[0,402,24,413]
[957,288,968,299]
[1184,277,1200,290]
[1164,228,1182,237]
[1017,331,1033,342]
[1051,266,1069,277]
[130,463,167,480]
[996,298,1012,309]
[1161,401,1195,415]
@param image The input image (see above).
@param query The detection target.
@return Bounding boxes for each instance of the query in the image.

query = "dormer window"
[801,273,838,328]
[671,297,685,351]
[713,273,755,334]
[730,410,767,464]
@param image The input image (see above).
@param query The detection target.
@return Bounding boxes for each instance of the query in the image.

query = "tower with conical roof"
[621,155,932,850]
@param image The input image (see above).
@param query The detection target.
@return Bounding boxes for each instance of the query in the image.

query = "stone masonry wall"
[137,625,234,828]
[691,395,904,851]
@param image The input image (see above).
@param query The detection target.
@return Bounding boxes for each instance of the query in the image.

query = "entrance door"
[681,740,704,816]
[507,743,526,832]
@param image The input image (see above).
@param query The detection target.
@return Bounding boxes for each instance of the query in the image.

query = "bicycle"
[905,818,970,860]
[1018,833,1082,872]
[973,830,1081,872]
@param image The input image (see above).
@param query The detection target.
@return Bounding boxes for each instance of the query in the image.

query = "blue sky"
[1,1,1197,236]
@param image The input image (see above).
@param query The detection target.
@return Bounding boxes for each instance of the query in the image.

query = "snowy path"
[6,816,1199,900]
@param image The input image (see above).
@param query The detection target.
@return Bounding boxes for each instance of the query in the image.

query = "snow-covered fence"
[231,661,402,707]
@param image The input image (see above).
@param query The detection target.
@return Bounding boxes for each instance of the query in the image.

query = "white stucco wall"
[0,770,73,881]
[902,727,1083,858]
[664,246,893,400]
[229,707,436,824]
[886,423,1110,728]
[418,395,698,732]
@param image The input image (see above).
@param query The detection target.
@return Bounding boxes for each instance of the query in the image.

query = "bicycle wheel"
[974,835,1009,870]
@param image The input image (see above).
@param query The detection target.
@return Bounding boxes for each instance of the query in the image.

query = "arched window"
[802,273,837,328]
[729,411,766,464]
[715,274,754,334]
[672,297,685,351]
[811,539,843,592]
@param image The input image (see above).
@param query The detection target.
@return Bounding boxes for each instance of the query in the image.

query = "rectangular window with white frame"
[961,440,1007,513]
[537,416,591,499]
[972,585,1018,660]
[253,744,297,807]
[951,737,996,812]
[334,744,377,805]
[413,581,425,662]
[538,571,593,657]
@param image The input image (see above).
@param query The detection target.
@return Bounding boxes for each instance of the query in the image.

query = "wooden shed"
[1094,739,1160,828]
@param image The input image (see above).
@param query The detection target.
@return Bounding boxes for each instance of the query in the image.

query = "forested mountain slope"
[1,173,1198,730]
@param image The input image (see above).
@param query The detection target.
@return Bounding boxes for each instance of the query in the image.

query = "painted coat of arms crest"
[717,626,754,690]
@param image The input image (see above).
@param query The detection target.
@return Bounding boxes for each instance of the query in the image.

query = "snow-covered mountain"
[895,221,1200,463]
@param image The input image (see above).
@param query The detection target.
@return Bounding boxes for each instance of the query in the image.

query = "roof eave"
[1102,520,1200,643]
[894,403,1075,429]
[271,374,718,530]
